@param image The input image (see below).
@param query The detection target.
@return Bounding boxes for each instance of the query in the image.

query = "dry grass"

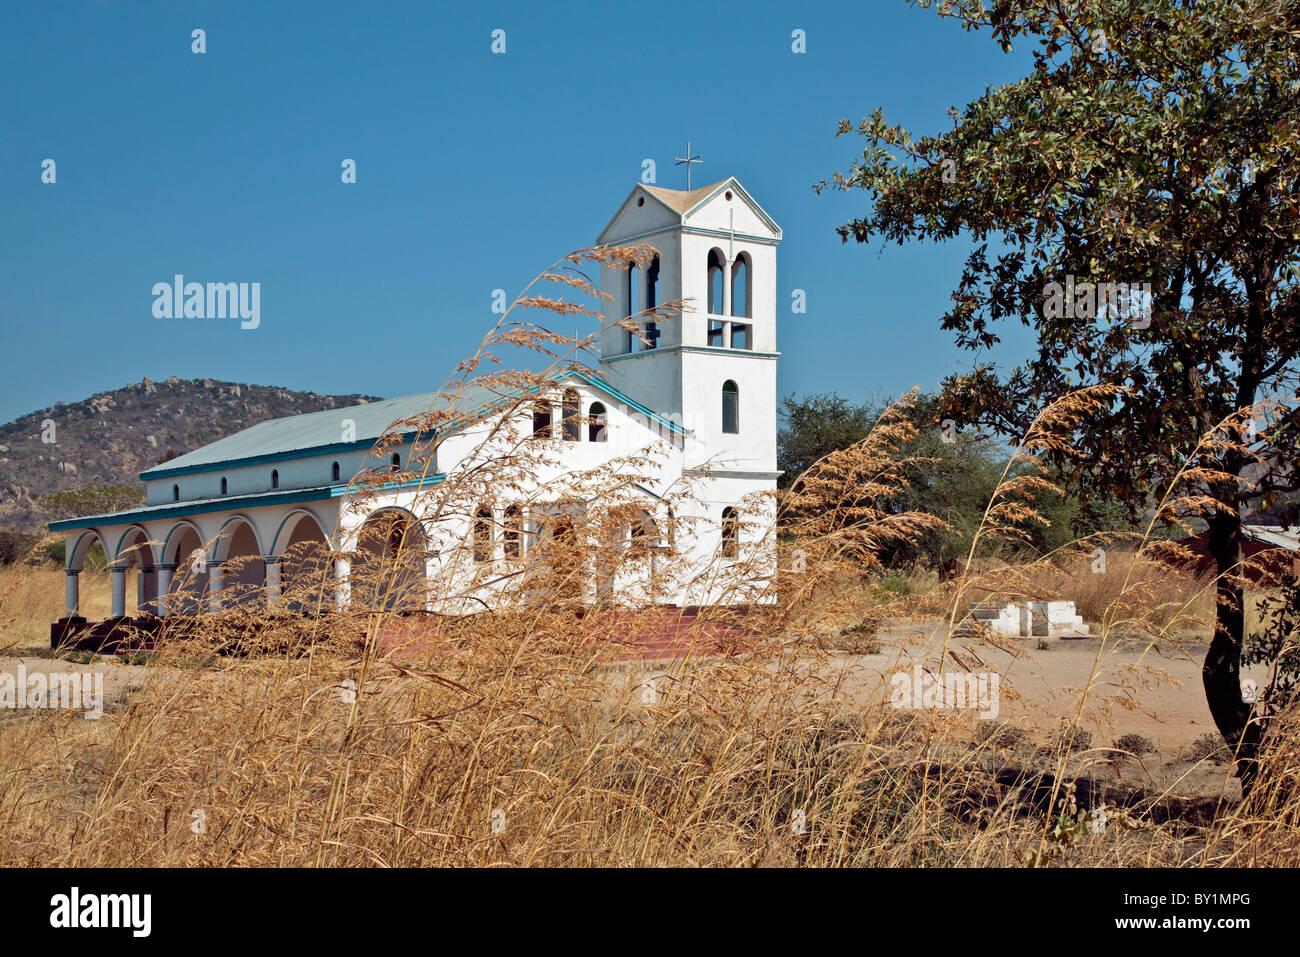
[1,247,1298,867]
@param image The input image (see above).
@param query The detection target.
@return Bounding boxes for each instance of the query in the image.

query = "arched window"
[627,263,641,318]
[561,389,581,441]
[707,249,725,314]
[386,514,409,554]
[332,461,341,482]
[532,401,552,438]
[503,505,523,561]
[730,253,751,318]
[721,507,739,559]
[631,510,659,552]
[271,469,279,489]
[473,508,494,564]
[172,484,180,502]
[722,380,739,434]
[588,402,607,442]
[220,477,228,495]
[646,255,659,310]
[391,452,401,472]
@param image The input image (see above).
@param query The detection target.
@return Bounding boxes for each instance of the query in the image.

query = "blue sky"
[0,0,1038,423]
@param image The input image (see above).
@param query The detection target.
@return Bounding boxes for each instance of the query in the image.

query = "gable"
[595,185,684,245]
[680,179,781,239]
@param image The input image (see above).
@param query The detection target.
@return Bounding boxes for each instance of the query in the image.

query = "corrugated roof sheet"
[1243,525,1300,552]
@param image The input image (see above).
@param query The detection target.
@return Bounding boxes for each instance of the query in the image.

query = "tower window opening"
[730,323,751,350]
[627,263,641,319]
[646,255,659,310]
[707,249,725,314]
[730,253,751,318]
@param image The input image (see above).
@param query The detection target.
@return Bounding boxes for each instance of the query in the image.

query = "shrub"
[1114,733,1155,756]
[1052,722,1093,753]
[1186,733,1230,765]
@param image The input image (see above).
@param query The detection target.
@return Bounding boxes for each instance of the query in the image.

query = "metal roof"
[49,475,445,534]
[1243,525,1300,552]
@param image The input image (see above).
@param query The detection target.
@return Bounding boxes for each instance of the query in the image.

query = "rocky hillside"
[0,377,382,535]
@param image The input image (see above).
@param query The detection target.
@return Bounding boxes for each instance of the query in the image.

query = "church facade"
[50,177,782,624]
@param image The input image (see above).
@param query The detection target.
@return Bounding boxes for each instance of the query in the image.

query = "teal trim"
[268,508,332,556]
[160,521,203,564]
[49,474,446,533]
[65,529,107,571]
[564,370,691,435]
[603,345,779,363]
[681,226,778,245]
[211,514,266,561]
[112,524,154,563]
[596,224,778,248]
[141,434,423,481]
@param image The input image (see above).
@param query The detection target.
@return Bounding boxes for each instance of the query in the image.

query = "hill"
[0,377,383,536]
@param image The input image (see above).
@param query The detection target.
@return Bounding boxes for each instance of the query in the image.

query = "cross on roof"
[674,141,702,190]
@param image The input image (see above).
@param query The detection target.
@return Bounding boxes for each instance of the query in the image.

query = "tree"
[777,393,880,487]
[780,391,1131,567]
[823,0,1300,781]
[40,485,145,521]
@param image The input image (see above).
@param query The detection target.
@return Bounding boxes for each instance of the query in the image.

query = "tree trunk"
[1201,503,1261,789]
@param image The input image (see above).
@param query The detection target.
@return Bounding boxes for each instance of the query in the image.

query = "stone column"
[208,561,224,613]
[265,557,282,612]
[334,556,351,612]
[64,568,80,617]
[109,564,127,618]
[156,564,174,617]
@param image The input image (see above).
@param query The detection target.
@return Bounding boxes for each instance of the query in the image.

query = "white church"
[50,177,783,634]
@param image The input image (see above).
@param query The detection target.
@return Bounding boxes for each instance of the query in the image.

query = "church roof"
[596,177,782,245]
[641,181,729,214]
[140,371,688,481]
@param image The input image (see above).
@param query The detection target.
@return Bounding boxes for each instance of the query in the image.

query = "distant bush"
[1114,733,1155,756]
[39,485,144,521]
[977,723,1029,750]
[1052,723,1093,753]
[878,574,914,596]
[1186,733,1229,765]
[0,531,39,565]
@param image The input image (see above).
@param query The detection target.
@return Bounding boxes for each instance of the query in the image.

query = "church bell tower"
[594,176,782,475]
